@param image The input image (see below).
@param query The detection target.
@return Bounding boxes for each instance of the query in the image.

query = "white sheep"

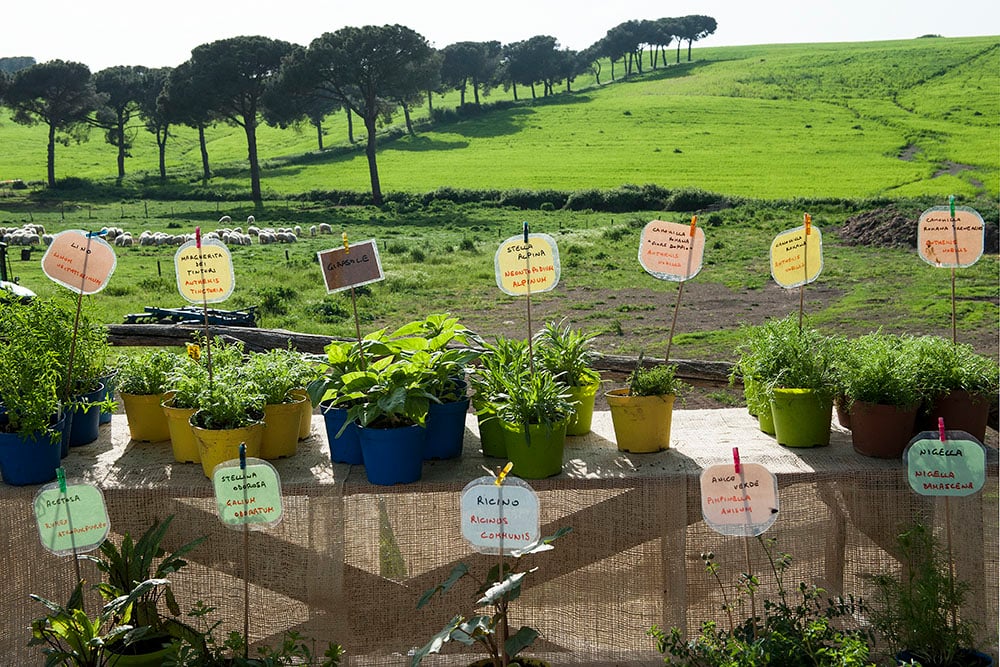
[309,225,317,237]
[318,223,332,234]
[247,215,256,225]
[219,215,232,224]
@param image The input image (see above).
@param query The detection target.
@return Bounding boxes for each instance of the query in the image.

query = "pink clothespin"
[732,447,741,474]
[195,227,202,249]
[938,417,946,443]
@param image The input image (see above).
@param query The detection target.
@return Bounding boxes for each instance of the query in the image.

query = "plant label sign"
[700,462,779,537]
[904,431,986,497]
[639,220,705,281]
[33,481,109,556]
[175,238,235,303]
[917,207,985,268]
[460,476,539,555]
[212,458,283,530]
[41,230,117,294]
[770,226,822,288]
[494,233,560,296]
[317,239,384,294]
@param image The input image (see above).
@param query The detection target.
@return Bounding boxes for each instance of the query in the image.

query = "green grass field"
[0,37,996,363]
[1,37,996,200]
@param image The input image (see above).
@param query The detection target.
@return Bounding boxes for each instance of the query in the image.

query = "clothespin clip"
[342,232,350,254]
[195,227,202,249]
[239,442,247,470]
[522,221,529,244]
[690,215,697,238]
[56,467,67,494]
[732,447,741,474]
[804,213,812,236]
[86,230,107,238]
[938,417,946,443]
[495,461,513,486]
[949,195,956,220]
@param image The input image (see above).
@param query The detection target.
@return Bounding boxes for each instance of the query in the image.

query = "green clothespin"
[949,195,956,220]
[56,467,67,494]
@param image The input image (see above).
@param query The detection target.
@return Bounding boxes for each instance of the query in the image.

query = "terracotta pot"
[849,400,918,458]
[919,389,992,444]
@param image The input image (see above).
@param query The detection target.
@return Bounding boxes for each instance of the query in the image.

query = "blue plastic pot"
[67,383,104,447]
[424,397,469,460]
[359,423,425,485]
[321,401,363,465]
[0,417,64,486]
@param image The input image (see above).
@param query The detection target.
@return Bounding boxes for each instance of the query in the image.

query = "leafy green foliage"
[649,537,873,667]
[833,332,923,407]
[533,320,601,388]
[626,359,687,397]
[868,525,979,667]
[412,526,571,667]
[115,348,183,395]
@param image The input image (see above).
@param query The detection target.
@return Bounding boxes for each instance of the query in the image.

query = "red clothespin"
[732,447,741,474]
[938,417,946,443]
[195,227,202,249]
[804,213,812,236]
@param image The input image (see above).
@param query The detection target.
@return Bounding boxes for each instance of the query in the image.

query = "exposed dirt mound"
[838,206,998,253]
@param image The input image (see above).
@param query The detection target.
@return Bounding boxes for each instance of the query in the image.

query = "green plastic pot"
[757,402,776,435]
[501,420,567,479]
[769,388,832,448]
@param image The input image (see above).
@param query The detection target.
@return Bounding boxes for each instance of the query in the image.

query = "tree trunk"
[459,81,466,106]
[347,108,355,144]
[245,121,262,207]
[676,42,682,64]
[610,59,616,82]
[157,126,168,180]
[402,103,414,136]
[530,82,536,98]
[426,88,433,115]
[512,83,518,101]
[687,40,693,62]
[473,78,481,105]
[46,122,56,187]
[198,125,210,180]
[363,113,382,205]
[116,121,126,180]
[315,121,324,151]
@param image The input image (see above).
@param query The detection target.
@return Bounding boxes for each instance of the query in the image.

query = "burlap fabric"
[2,410,996,666]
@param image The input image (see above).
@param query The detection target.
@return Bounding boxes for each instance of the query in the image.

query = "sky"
[3,0,998,72]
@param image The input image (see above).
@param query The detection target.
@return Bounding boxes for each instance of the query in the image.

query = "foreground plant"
[412,527,572,667]
[649,536,873,667]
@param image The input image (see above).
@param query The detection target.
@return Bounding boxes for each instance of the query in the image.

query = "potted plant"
[116,348,183,443]
[31,515,208,666]
[383,313,482,460]
[748,315,838,448]
[335,356,436,485]
[470,337,532,459]
[494,367,575,479]
[163,337,246,464]
[308,339,373,466]
[533,321,601,436]
[412,527,572,667]
[909,336,999,444]
[189,374,265,477]
[868,524,993,667]
[649,536,873,667]
[834,332,922,458]
[730,317,792,436]
[606,357,687,453]
[0,298,63,485]
[244,347,312,460]
[86,515,208,662]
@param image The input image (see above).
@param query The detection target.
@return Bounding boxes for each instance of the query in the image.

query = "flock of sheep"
[0,216,338,249]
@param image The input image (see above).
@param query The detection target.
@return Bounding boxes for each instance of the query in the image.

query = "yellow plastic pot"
[161,394,199,463]
[565,380,600,436]
[289,388,313,440]
[191,421,263,478]
[606,389,676,453]
[261,396,306,459]
[121,392,170,442]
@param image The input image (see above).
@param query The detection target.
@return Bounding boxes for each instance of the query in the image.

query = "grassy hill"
[0,36,997,200]
[0,38,996,365]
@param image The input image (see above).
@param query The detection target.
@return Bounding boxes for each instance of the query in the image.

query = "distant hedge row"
[297,184,736,213]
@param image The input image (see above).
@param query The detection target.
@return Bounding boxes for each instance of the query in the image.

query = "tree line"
[0,16,717,206]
